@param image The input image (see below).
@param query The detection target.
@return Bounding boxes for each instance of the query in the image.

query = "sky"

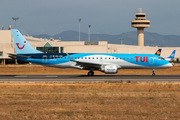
[1,0,180,36]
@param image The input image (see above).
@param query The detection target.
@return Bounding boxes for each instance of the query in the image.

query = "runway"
[0,75,180,82]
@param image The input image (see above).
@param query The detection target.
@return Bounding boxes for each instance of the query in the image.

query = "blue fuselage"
[16,53,172,70]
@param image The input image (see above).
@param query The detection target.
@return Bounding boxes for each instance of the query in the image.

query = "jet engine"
[101,65,118,74]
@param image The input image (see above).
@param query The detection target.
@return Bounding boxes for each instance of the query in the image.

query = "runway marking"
[15,75,27,77]
[15,75,58,78]
[46,76,57,77]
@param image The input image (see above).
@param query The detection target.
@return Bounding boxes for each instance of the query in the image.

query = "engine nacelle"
[104,65,118,74]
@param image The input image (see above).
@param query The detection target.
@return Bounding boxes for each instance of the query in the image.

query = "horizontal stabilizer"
[8,53,29,59]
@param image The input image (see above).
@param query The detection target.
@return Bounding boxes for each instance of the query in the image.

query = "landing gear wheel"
[88,71,94,76]
[152,72,155,76]
[152,69,156,76]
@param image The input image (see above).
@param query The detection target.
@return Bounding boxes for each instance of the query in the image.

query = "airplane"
[165,50,176,62]
[9,29,172,76]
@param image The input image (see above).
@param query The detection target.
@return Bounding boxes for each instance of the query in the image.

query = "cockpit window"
[158,57,165,60]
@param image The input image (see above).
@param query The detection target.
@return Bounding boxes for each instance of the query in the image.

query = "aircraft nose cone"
[166,63,173,68]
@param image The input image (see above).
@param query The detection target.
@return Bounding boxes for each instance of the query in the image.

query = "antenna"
[138,8,143,13]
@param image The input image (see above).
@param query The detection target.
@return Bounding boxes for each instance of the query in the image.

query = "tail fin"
[11,29,43,54]
[155,49,161,56]
[167,50,176,59]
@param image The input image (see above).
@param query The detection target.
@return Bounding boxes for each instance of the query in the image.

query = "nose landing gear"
[152,69,156,76]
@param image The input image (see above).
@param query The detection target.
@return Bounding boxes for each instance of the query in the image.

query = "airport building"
[0,9,180,64]
[0,29,180,64]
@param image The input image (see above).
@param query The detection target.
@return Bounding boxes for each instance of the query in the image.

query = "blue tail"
[167,50,176,59]
[11,29,43,54]
[155,49,161,56]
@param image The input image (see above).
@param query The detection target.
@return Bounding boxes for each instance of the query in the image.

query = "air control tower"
[131,8,150,46]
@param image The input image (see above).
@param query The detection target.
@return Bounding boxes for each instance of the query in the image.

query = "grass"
[0,82,180,119]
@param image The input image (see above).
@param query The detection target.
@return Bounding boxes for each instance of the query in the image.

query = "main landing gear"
[88,71,94,76]
[152,69,156,76]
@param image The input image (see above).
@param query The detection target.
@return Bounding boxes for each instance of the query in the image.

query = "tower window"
[136,15,145,17]
[132,22,150,25]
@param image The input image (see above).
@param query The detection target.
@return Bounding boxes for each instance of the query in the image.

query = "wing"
[75,60,102,69]
[72,59,120,70]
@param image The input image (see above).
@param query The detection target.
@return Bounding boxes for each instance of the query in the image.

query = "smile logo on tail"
[16,41,26,49]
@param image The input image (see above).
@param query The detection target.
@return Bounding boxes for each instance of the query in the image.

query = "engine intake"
[103,65,118,74]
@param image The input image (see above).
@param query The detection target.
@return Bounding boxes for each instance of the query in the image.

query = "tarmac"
[0,75,180,82]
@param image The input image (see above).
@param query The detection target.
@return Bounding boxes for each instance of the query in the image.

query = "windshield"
[158,57,165,60]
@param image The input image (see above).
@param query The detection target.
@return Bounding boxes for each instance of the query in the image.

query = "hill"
[32,30,180,47]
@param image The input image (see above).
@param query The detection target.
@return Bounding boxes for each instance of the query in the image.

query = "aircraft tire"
[88,71,94,76]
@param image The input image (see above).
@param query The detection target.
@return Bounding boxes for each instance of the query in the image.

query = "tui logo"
[16,41,26,49]
[135,56,148,62]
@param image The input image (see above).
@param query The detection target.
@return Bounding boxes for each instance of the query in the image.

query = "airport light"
[79,19,81,41]
[12,17,19,29]
[88,25,91,42]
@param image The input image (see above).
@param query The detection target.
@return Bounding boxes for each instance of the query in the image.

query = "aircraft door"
[43,55,47,63]
[149,57,154,65]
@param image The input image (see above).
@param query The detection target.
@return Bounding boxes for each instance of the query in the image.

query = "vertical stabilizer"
[11,29,43,54]
[167,50,176,59]
[155,49,161,56]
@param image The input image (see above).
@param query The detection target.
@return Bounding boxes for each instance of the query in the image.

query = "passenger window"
[89,57,90,59]
[97,57,98,59]
[64,57,66,59]
[123,58,125,59]
[109,57,111,59]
